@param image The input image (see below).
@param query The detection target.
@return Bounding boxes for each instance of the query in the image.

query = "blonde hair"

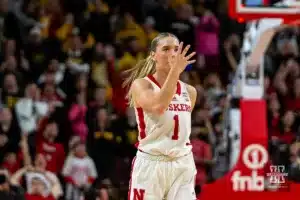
[123,32,178,107]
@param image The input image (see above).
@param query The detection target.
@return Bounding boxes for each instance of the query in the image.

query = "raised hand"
[168,42,196,74]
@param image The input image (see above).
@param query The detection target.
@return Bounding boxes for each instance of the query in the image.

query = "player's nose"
[170,49,177,58]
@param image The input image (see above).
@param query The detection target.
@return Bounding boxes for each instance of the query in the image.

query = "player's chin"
[158,63,171,71]
[165,65,171,71]
[163,62,171,70]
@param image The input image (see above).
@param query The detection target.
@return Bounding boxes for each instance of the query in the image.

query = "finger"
[185,52,196,60]
[168,54,174,62]
[181,44,191,56]
[167,55,174,65]
[187,60,196,64]
[177,42,183,55]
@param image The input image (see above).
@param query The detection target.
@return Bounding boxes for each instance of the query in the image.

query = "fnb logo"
[231,144,268,191]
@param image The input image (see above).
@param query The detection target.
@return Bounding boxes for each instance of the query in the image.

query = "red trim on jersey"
[147,74,161,88]
[136,108,146,139]
[147,74,181,95]
[128,156,137,200]
[176,82,181,95]
[134,142,139,148]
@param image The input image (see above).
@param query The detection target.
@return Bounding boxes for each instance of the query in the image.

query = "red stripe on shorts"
[137,107,146,139]
[128,156,137,200]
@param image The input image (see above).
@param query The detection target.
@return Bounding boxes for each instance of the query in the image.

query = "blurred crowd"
[0,0,299,199]
[265,27,300,182]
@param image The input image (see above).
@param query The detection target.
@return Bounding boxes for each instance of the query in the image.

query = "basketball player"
[123,33,197,200]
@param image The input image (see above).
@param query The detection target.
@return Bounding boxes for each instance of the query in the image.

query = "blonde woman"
[123,32,197,200]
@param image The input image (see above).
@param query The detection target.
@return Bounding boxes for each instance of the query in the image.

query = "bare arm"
[247,28,276,69]
[247,23,292,72]
[226,50,238,71]
[20,135,32,167]
[224,39,238,71]
[273,64,289,95]
[131,69,180,114]
[10,168,27,185]
[47,173,64,199]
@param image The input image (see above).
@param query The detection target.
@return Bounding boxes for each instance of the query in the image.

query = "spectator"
[64,30,90,74]
[0,169,25,200]
[141,17,159,47]
[24,176,56,200]
[0,55,24,85]
[203,73,225,108]
[86,87,113,129]
[38,65,66,108]
[210,93,226,124]
[276,28,299,57]
[11,137,63,199]
[223,34,241,80]
[40,83,65,107]
[0,107,21,163]
[274,57,300,97]
[89,43,110,89]
[15,83,49,135]
[0,0,22,48]
[38,59,65,86]
[123,107,139,158]
[146,0,176,32]
[87,108,118,182]
[108,37,143,115]
[23,26,50,82]
[267,96,281,135]
[285,77,300,111]
[1,152,20,175]
[169,4,195,49]
[115,13,146,49]
[62,142,97,200]
[2,39,17,62]
[191,127,213,194]
[68,92,88,142]
[271,110,296,145]
[289,139,300,182]
[117,36,145,71]
[86,0,112,44]
[36,122,65,174]
[0,73,23,109]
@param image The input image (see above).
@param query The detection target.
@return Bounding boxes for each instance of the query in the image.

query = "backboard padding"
[229,0,300,22]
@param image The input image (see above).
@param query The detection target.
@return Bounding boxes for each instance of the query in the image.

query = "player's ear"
[150,51,156,61]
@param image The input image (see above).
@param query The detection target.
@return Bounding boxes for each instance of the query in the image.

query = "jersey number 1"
[172,115,179,140]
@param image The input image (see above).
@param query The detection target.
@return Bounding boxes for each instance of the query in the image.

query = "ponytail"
[123,55,156,107]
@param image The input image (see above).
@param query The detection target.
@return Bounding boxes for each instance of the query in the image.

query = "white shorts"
[128,150,197,200]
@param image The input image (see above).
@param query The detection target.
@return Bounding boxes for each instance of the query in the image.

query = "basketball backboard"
[229,0,300,22]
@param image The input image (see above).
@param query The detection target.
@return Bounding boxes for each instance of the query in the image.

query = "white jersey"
[135,75,193,158]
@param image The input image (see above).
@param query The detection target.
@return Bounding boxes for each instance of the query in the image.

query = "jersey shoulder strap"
[143,76,161,90]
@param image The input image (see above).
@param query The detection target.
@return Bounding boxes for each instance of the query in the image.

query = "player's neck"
[153,70,169,86]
